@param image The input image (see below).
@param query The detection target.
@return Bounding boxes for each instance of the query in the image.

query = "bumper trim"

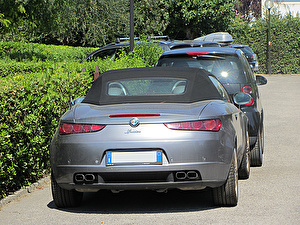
[59,180,225,192]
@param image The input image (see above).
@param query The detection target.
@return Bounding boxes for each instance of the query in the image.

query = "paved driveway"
[0,75,299,225]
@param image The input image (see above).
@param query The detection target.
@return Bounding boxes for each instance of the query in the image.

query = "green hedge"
[0,41,95,62]
[0,41,96,77]
[0,71,90,197]
[0,60,52,77]
[229,13,300,74]
[0,41,162,199]
[0,70,90,198]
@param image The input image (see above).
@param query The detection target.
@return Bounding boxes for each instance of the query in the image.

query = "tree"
[0,0,25,38]
[48,0,170,46]
[165,0,236,39]
[134,0,169,36]
[1,0,53,39]
[235,0,261,21]
[47,0,130,46]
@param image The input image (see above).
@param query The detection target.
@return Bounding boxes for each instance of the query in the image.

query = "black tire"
[238,132,250,179]
[51,172,83,208]
[213,150,238,207]
[250,129,263,167]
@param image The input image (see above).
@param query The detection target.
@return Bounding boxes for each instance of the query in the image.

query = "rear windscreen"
[158,55,247,83]
[107,78,187,96]
[82,67,223,105]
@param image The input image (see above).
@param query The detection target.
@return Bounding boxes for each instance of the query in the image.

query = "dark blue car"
[156,47,267,166]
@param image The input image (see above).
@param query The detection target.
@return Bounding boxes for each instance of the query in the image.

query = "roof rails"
[115,36,169,43]
[115,37,139,43]
[148,36,169,41]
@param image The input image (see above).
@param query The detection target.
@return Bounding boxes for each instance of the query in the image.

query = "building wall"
[262,0,300,17]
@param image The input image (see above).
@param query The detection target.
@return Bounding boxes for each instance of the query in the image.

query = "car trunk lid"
[62,102,211,124]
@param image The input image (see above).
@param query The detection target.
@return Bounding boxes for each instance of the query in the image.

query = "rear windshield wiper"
[195,55,225,60]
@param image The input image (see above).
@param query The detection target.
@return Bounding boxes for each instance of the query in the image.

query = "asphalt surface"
[0,74,299,225]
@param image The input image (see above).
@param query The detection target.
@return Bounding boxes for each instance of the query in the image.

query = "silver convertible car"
[50,67,251,208]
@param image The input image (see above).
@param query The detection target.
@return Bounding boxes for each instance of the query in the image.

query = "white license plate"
[106,150,162,166]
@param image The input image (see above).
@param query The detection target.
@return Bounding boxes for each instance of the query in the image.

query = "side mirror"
[233,93,252,106]
[71,96,85,106]
[256,75,267,86]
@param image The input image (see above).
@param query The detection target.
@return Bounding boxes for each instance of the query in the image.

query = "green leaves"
[230,13,300,74]
[0,13,11,27]
[0,40,162,199]
[48,0,130,46]
[0,0,236,46]
[134,0,169,36]
[166,0,236,39]
[0,71,88,199]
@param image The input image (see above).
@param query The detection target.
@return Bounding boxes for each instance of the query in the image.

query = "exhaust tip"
[187,171,199,179]
[74,173,97,183]
[175,172,187,180]
[85,174,96,182]
[175,171,200,181]
[74,174,85,182]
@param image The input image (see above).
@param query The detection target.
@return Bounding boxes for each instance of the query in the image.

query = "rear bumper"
[51,123,236,192]
[54,162,229,191]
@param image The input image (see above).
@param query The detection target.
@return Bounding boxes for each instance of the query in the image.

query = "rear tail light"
[164,119,221,132]
[242,86,252,94]
[242,86,254,106]
[245,97,254,106]
[59,123,105,135]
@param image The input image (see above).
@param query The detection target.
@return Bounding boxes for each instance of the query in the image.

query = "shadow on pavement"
[47,188,217,214]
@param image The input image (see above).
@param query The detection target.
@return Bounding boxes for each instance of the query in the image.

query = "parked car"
[81,36,220,62]
[229,44,259,71]
[81,37,165,62]
[50,67,251,208]
[193,32,258,71]
[156,47,267,166]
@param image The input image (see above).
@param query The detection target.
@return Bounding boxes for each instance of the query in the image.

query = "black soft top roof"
[82,67,223,105]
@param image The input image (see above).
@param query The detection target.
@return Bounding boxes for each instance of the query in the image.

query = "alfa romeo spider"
[50,67,251,208]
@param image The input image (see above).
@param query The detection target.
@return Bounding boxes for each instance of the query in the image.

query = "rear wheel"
[239,132,250,179]
[213,149,238,207]
[250,128,263,167]
[51,172,83,208]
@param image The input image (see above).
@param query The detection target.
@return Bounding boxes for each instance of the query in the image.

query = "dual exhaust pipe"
[74,173,96,183]
[74,171,199,183]
[175,171,199,180]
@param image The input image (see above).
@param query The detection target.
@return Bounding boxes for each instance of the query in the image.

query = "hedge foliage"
[0,42,95,77]
[0,70,91,198]
[0,41,162,199]
[0,42,95,62]
[229,13,300,74]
